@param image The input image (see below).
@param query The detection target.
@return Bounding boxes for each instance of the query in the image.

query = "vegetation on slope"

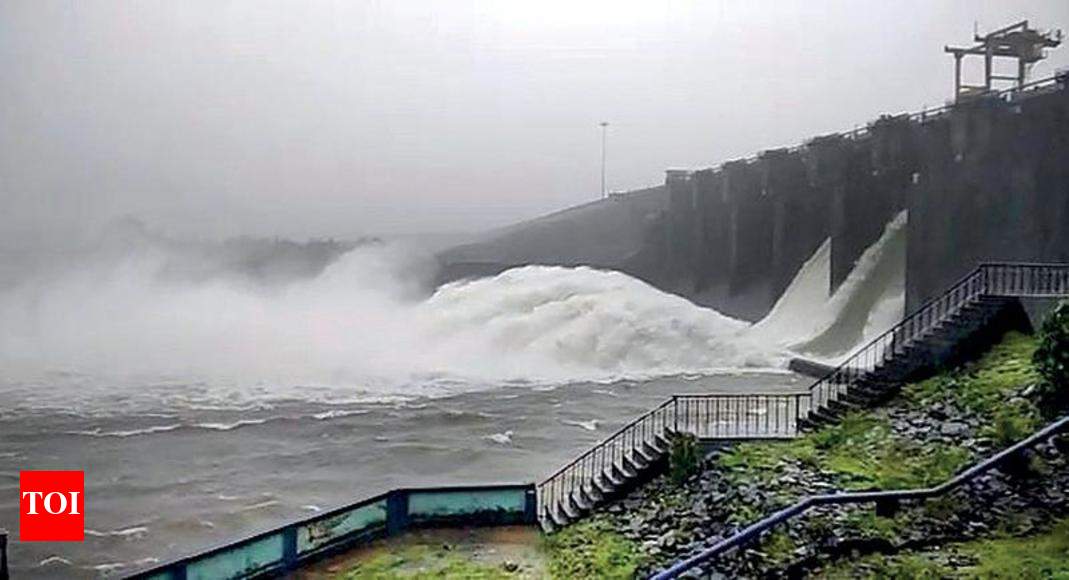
[821,515,1069,579]
[541,518,647,580]
[703,330,1064,574]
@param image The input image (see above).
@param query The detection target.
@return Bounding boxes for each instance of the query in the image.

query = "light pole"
[599,121,609,198]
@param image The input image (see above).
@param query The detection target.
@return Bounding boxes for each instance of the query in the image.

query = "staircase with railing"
[536,263,1069,531]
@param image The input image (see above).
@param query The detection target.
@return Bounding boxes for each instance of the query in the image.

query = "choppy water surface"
[0,222,908,577]
[0,372,806,577]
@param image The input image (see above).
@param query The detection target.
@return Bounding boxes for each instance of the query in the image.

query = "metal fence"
[671,74,1067,178]
[536,394,804,524]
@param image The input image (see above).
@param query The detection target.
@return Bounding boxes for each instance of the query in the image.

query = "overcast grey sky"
[2,1,1068,243]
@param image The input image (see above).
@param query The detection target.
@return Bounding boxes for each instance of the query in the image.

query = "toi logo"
[19,471,84,542]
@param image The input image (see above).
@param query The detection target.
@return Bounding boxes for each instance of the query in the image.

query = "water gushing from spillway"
[0,237,783,414]
[0,211,909,413]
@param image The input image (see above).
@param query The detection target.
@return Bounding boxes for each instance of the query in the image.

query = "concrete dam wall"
[437,75,1069,323]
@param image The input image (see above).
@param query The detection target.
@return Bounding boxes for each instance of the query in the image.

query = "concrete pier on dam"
[436,74,1069,324]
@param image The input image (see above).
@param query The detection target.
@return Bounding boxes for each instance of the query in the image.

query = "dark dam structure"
[439,72,1069,324]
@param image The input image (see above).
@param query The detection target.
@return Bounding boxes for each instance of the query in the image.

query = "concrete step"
[592,474,616,495]
[546,507,569,529]
[560,499,582,521]
[579,484,603,505]
[796,415,820,432]
[603,468,625,488]
[634,445,657,464]
[827,399,860,415]
[807,407,840,426]
[571,491,593,512]
[645,439,668,456]
[623,453,648,473]
[613,461,638,481]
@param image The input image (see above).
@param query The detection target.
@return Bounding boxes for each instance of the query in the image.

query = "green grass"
[905,332,1040,414]
[822,516,1069,579]
[710,331,1048,570]
[541,517,646,580]
[822,552,955,579]
[720,413,971,493]
[341,545,519,579]
[961,517,1069,579]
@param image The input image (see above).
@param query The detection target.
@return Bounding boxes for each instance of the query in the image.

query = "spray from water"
[0,231,784,412]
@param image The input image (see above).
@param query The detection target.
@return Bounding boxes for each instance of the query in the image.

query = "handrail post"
[673,396,679,433]
[1,532,7,580]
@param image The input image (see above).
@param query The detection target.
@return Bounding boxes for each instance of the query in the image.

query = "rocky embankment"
[590,331,1069,578]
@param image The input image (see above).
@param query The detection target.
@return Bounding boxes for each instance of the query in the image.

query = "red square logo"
[19,471,84,542]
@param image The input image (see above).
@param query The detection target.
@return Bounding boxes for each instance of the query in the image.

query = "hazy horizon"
[3,1,1068,247]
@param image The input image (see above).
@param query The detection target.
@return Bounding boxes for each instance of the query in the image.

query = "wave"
[0,241,783,412]
[1,210,912,414]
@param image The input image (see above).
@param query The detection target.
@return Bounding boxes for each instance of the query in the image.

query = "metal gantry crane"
[945,20,1062,101]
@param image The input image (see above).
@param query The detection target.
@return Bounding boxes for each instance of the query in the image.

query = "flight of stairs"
[798,295,1022,430]
[538,264,1068,533]
[540,428,675,532]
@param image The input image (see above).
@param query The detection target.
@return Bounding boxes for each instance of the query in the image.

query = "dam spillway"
[438,75,1069,326]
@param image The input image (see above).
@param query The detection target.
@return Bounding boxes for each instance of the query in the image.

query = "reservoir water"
[0,217,906,576]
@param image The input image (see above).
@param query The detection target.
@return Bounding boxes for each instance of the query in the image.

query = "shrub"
[668,431,700,484]
[1033,301,1069,416]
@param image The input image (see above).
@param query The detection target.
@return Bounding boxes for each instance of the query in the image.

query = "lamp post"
[599,121,609,198]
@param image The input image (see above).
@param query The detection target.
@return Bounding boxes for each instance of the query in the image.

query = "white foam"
[85,526,149,540]
[0,243,782,412]
[70,424,182,438]
[483,430,514,445]
[750,238,831,344]
[562,419,599,431]
[750,210,907,359]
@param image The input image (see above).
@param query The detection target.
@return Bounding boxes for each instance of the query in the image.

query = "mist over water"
[0,233,784,415]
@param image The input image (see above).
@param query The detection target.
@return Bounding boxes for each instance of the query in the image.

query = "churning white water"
[752,210,908,361]
[0,208,915,414]
[0,240,785,413]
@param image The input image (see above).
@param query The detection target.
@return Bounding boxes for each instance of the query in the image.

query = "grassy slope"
[335,333,1053,578]
[713,331,1057,568]
[823,516,1069,579]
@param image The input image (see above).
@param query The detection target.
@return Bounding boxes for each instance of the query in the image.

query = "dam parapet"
[437,72,1069,324]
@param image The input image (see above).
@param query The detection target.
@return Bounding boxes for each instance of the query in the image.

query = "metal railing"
[673,74,1067,177]
[537,263,1069,529]
[810,263,1069,409]
[536,394,804,523]
[651,414,1069,579]
[537,398,675,523]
